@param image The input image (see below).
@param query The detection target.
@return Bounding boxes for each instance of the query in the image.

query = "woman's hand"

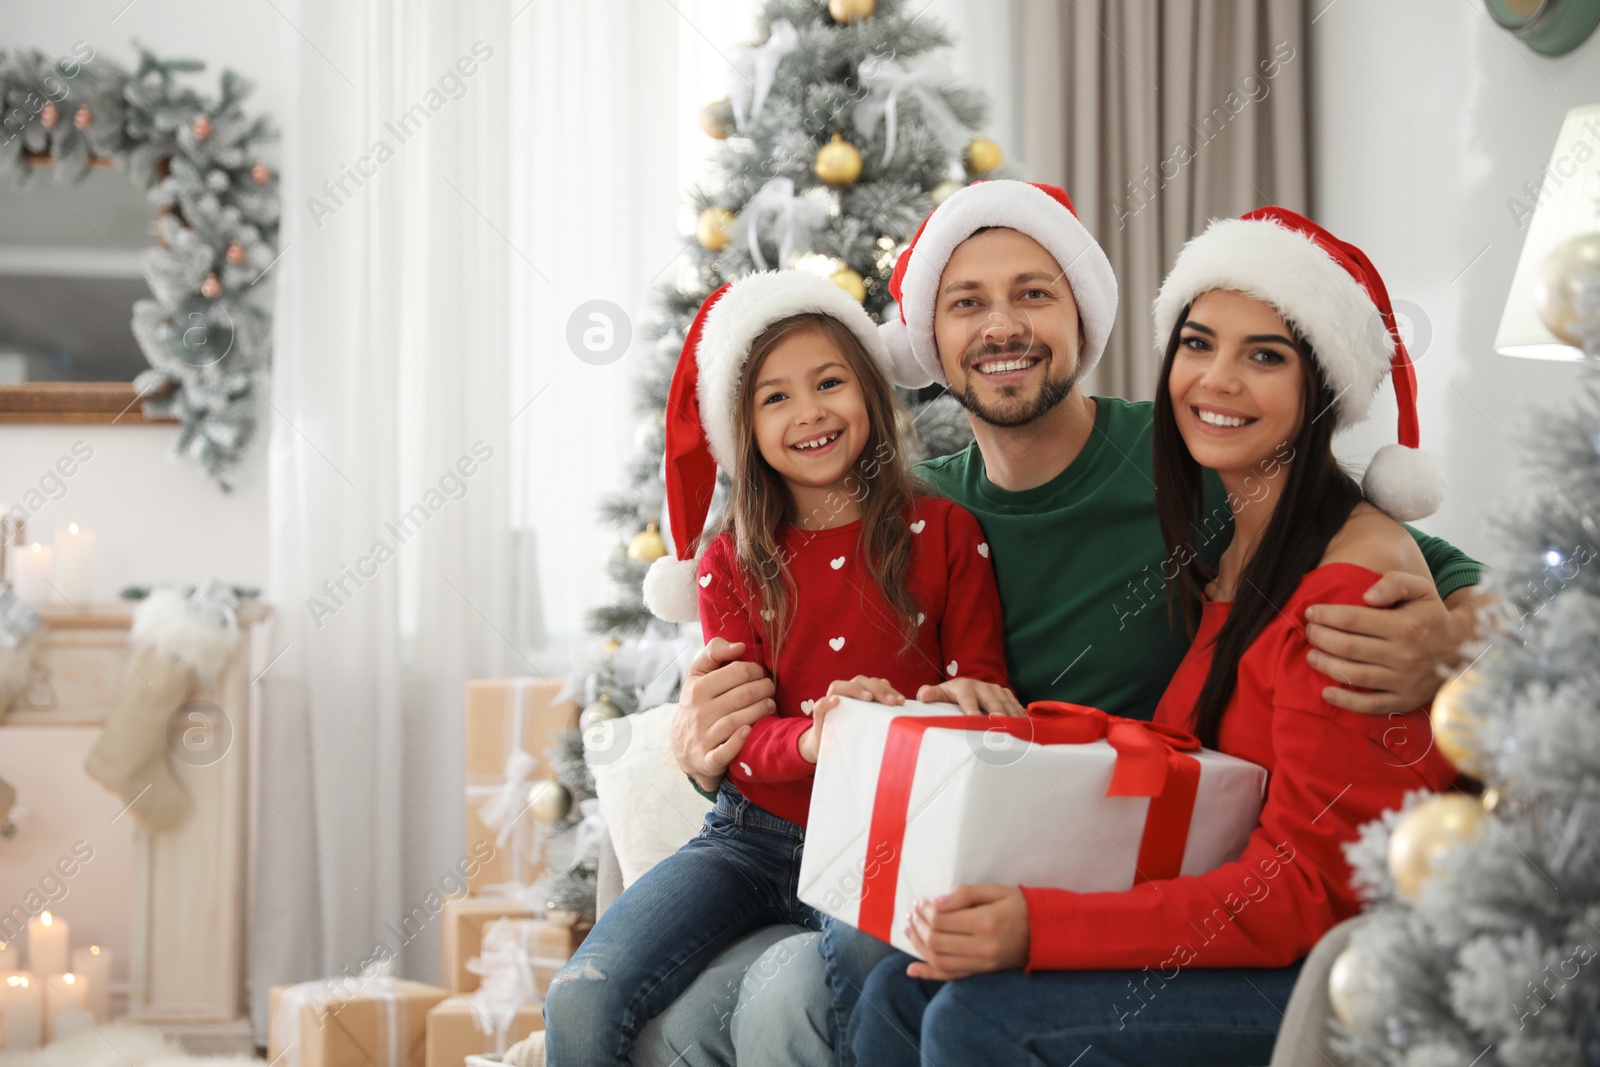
[799,676,906,763]
[916,677,1025,717]
[903,884,1030,980]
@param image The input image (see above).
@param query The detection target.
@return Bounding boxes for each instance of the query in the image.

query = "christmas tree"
[540,0,1009,918]
[1331,364,1600,1057]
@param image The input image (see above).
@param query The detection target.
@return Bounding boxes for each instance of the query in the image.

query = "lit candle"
[9,542,53,604]
[26,912,68,976]
[52,523,95,604]
[43,973,87,1043]
[1,973,43,1050]
[71,945,111,1023]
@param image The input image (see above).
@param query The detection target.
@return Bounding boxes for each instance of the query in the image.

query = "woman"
[844,208,1463,1066]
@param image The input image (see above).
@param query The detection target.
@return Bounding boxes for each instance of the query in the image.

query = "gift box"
[424,997,543,1067]
[472,917,592,1001]
[269,975,451,1067]
[439,897,538,993]
[797,699,1269,957]
[463,678,580,896]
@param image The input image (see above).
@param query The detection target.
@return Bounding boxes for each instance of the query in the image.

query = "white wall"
[1311,0,1600,560]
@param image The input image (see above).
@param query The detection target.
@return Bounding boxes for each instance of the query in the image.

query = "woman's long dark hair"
[1152,301,1365,748]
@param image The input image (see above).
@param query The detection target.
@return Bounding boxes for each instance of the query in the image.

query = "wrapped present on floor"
[469,917,592,1001]
[424,997,543,1067]
[797,699,1269,957]
[269,964,450,1067]
[439,897,538,994]
[464,678,580,897]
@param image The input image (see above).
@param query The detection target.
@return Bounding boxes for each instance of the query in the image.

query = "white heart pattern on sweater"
[830,556,846,570]
[699,573,712,587]
[946,660,958,676]
[801,699,816,715]
[829,636,846,651]
[739,761,752,776]
[916,613,925,626]
[760,608,775,621]
[977,543,989,558]
[910,519,926,533]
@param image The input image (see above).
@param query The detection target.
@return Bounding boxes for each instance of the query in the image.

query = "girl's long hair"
[708,313,930,662]
[1152,300,1365,748]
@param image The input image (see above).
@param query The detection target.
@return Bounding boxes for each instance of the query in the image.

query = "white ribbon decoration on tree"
[730,178,828,271]
[853,57,970,165]
[730,19,800,131]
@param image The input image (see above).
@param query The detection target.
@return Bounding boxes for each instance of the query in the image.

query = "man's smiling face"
[931,228,1086,428]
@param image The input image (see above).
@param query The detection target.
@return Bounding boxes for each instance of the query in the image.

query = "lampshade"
[1495,102,1600,360]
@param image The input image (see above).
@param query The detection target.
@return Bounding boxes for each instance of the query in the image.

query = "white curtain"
[255,0,746,1040]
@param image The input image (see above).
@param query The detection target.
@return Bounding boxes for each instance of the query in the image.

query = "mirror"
[0,162,160,386]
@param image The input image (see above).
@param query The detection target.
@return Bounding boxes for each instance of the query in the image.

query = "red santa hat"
[880,180,1119,388]
[642,270,895,623]
[1152,206,1445,521]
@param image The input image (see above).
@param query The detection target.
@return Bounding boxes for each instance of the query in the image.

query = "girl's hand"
[916,678,1025,717]
[798,677,904,763]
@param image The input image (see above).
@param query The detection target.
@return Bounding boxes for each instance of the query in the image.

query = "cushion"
[588,702,712,887]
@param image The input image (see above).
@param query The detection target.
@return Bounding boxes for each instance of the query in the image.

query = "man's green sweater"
[915,396,1483,720]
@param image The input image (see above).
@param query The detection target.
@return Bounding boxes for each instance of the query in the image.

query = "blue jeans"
[542,783,823,1066]
[820,918,897,1067]
[847,951,1305,1066]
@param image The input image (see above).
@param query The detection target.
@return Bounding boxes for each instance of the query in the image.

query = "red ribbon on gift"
[856,702,1203,942]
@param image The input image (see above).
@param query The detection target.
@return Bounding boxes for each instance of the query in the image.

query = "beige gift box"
[268,979,451,1067]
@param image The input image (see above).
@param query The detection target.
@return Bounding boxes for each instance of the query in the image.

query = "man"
[643,181,1484,1065]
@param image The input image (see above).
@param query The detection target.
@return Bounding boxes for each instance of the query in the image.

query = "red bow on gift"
[856,702,1203,942]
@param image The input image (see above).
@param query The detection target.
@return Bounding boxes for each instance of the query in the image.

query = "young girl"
[845,209,1466,1066]
[543,269,1013,1066]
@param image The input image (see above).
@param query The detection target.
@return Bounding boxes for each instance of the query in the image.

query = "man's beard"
[948,341,1079,428]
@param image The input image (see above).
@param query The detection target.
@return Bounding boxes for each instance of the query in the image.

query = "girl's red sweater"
[697,494,1010,826]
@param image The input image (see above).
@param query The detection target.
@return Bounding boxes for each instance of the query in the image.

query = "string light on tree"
[73,106,92,131]
[40,101,58,129]
[963,136,1004,176]
[192,114,213,141]
[815,131,864,188]
[201,273,222,299]
[225,242,247,265]
[251,161,272,185]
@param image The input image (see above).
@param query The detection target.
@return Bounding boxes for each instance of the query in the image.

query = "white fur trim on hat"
[1152,216,1391,429]
[643,555,702,624]
[695,271,891,470]
[1362,444,1446,522]
[896,181,1118,388]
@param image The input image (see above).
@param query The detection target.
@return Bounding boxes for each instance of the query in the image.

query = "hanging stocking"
[84,581,241,831]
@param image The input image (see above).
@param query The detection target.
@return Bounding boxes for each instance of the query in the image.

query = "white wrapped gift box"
[797,699,1269,957]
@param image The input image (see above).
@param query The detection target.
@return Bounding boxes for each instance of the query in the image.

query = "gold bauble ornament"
[700,99,733,140]
[251,161,272,185]
[828,0,876,23]
[527,777,573,823]
[1533,233,1600,348]
[830,267,867,302]
[40,101,59,129]
[697,206,735,251]
[1327,945,1369,1026]
[193,114,213,141]
[200,273,222,299]
[579,693,623,732]
[963,136,1004,176]
[73,106,92,130]
[1387,793,1487,902]
[930,178,963,207]
[627,521,669,563]
[815,131,864,188]
[1430,669,1489,779]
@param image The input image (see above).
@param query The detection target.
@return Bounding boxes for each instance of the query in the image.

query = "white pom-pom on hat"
[1362,444,1447,523]
[643,556,702,624]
